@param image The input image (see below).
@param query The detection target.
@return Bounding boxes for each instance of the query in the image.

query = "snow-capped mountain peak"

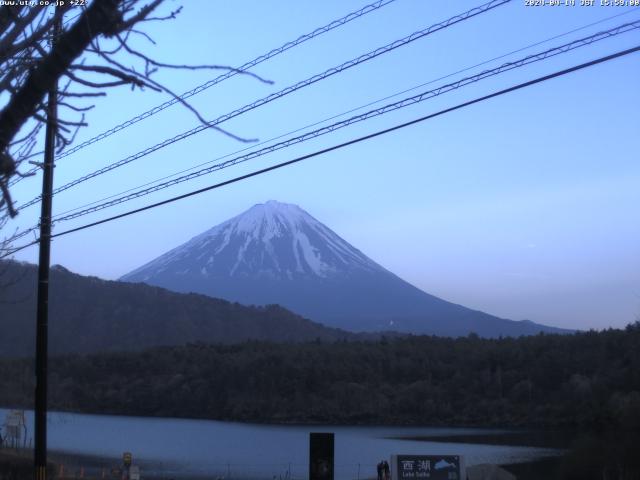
[207,200,320,243]
[121,200,568,338]
[123,201,383,282]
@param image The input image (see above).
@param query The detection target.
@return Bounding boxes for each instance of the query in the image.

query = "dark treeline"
[1,324,639,429]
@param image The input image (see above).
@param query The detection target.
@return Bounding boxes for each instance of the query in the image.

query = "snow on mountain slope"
[122,201,570,337]
[124,200,384,282]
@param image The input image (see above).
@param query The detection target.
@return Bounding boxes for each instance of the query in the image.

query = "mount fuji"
[121,201,567,337]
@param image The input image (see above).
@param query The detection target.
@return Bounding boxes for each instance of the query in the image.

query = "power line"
[4,43,637,259]
[45,20,640,224]
[6,18,639,246]
[58,0,398,159]
[47,46,640,237]
[16,0,511,209]
[8,0,397,186]
[50,9,640,221]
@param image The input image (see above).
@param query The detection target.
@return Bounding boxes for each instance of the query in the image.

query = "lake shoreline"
[5,408,636,480]
[0,402,568,430]
[0,408,556,477]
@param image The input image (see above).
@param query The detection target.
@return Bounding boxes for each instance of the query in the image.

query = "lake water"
[1,408,557,479]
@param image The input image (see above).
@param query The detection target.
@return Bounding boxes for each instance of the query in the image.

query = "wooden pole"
[34,9,61,480]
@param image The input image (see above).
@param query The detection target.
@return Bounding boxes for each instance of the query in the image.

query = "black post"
[34,11,60,480]
[309,432,334,480]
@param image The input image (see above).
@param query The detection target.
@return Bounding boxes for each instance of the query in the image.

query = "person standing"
[383,460,390,480]
[377,461,383,480]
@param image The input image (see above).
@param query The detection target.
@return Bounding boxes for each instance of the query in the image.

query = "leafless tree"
[0,0,266,256]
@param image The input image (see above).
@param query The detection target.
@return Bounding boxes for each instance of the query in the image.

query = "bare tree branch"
[0,180,16,218]
[115,34,274,85]
[0,0,269,233]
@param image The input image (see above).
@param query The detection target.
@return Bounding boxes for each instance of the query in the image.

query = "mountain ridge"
[0,260,356,356]
[121,201,570,337]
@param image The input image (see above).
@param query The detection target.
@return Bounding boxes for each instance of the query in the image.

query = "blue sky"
[7,0,640,330]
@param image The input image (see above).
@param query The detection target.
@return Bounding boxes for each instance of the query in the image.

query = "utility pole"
[34,10,61,480]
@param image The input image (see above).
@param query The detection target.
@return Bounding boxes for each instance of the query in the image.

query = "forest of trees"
[1,324,639,430]
[0,260,356,356]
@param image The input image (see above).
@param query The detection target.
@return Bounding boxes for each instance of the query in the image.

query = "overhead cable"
[8,0,397,186]
[7,18,638,246]
[16,0,512,207]
[4,43,638,259]
[51,9,640,220]
[47,21,640,223]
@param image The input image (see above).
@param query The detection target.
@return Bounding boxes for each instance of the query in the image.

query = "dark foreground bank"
[2,430,639,480]
[417,430,640,480]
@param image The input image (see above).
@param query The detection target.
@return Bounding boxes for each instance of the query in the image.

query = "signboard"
[3,410,26,444]
[391,455,464,480]
[5,411,24,428]
[129,466,140,480]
